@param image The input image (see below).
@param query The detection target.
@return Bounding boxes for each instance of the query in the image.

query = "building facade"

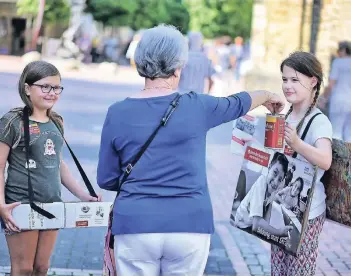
[0,0,33,55]
[246,0,351,92]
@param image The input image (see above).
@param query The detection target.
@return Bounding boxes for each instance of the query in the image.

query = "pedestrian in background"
[320,41,351,141]
[178,31,215,94]
[97,24,285,276]
[230,36,244,81]
[0,61,101,276]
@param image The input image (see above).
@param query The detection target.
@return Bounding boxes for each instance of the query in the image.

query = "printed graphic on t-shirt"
[40,131,61,169]
[44,138,56,156]
[29,123,40,135]
[25,159,37,169]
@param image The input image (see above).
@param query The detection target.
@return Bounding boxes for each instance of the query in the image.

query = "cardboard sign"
[11,202,65,230]
[230,115,317,256]
[4,202,112,231]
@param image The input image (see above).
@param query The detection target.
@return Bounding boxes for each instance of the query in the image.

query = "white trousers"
[114,233,211,276]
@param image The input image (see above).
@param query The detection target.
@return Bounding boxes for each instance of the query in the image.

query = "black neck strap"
[23,106,98,219]
[291,113,321,158]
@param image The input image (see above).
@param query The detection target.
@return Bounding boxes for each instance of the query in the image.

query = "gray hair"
[188,31,203,51]
[134,24,188,79]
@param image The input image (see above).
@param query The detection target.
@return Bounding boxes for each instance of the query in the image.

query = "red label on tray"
[76,221,88,227]
[244,146,270,167]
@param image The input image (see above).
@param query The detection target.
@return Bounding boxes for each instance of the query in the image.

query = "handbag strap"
[108,93,182,249]
[23,106,56,219]
[292,113,321,159]
[117,93,182,195]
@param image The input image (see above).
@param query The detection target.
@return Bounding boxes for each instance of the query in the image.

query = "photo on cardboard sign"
[234,115,258,136]
[229,144,316,256]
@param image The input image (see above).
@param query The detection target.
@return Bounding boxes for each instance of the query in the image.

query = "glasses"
[31,84,64,95]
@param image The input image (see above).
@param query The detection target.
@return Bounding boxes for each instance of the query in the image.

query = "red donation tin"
[264,114,285,149]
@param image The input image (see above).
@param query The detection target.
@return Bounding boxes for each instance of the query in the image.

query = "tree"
[17,0,71,25]
[185,0,253,39]
[85,0,190,34]
[309,0,322,54]
[85,0,138,26]
[164,1,190,34]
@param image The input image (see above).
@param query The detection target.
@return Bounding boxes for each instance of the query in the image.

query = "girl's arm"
[294,138,332,171]
[252,216,293,237]
[0,143,8,206]
[0,143,20,231]
[285,124,332,171]
[60,159,101,202]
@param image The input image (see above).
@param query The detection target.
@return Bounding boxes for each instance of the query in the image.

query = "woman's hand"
[285,123,302,150]
[79,193,103,202]
[262,92,285,114]
[0,202,21,232]
[248,90,285,113]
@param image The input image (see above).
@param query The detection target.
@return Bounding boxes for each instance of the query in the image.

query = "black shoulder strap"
[292,113,322,158]
[51,121,98,198]
[23,107,56,219]
[117,93,182,195]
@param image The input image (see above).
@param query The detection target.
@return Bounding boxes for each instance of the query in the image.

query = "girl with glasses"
[0,61,101,276]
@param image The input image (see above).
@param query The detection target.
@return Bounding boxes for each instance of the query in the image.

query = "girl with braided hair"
[271,52,333,275]
[0,61,101,276]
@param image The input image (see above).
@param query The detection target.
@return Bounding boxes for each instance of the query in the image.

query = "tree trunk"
[309,0,322,54]
[31,0,46,51]
[299,0,307,50]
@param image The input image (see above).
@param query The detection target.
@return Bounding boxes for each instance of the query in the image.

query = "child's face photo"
[266,161,285,194]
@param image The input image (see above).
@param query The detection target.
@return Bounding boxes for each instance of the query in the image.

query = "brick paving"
[1,58,351,275]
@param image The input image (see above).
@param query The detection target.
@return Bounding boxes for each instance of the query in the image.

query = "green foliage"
[17,0,71,25]
[185,0,253,39]
[86,0,190,33]
[85,0,138,26]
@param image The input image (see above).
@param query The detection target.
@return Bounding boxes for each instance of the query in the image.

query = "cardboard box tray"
[7,201,112,230]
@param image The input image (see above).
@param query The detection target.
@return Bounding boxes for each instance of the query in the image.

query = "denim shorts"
[0,218,33,236]
[0,218,15,236]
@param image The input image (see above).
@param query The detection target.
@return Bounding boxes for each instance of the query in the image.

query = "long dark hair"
[293,177,304,207]
[281,51,323,135]
[3,61,64,146]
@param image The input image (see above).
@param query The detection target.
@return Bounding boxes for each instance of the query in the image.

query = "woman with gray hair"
[97,24,285,276]
[178,31,215,94]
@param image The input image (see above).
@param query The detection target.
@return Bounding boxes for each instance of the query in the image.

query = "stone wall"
[245,0,351,93]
